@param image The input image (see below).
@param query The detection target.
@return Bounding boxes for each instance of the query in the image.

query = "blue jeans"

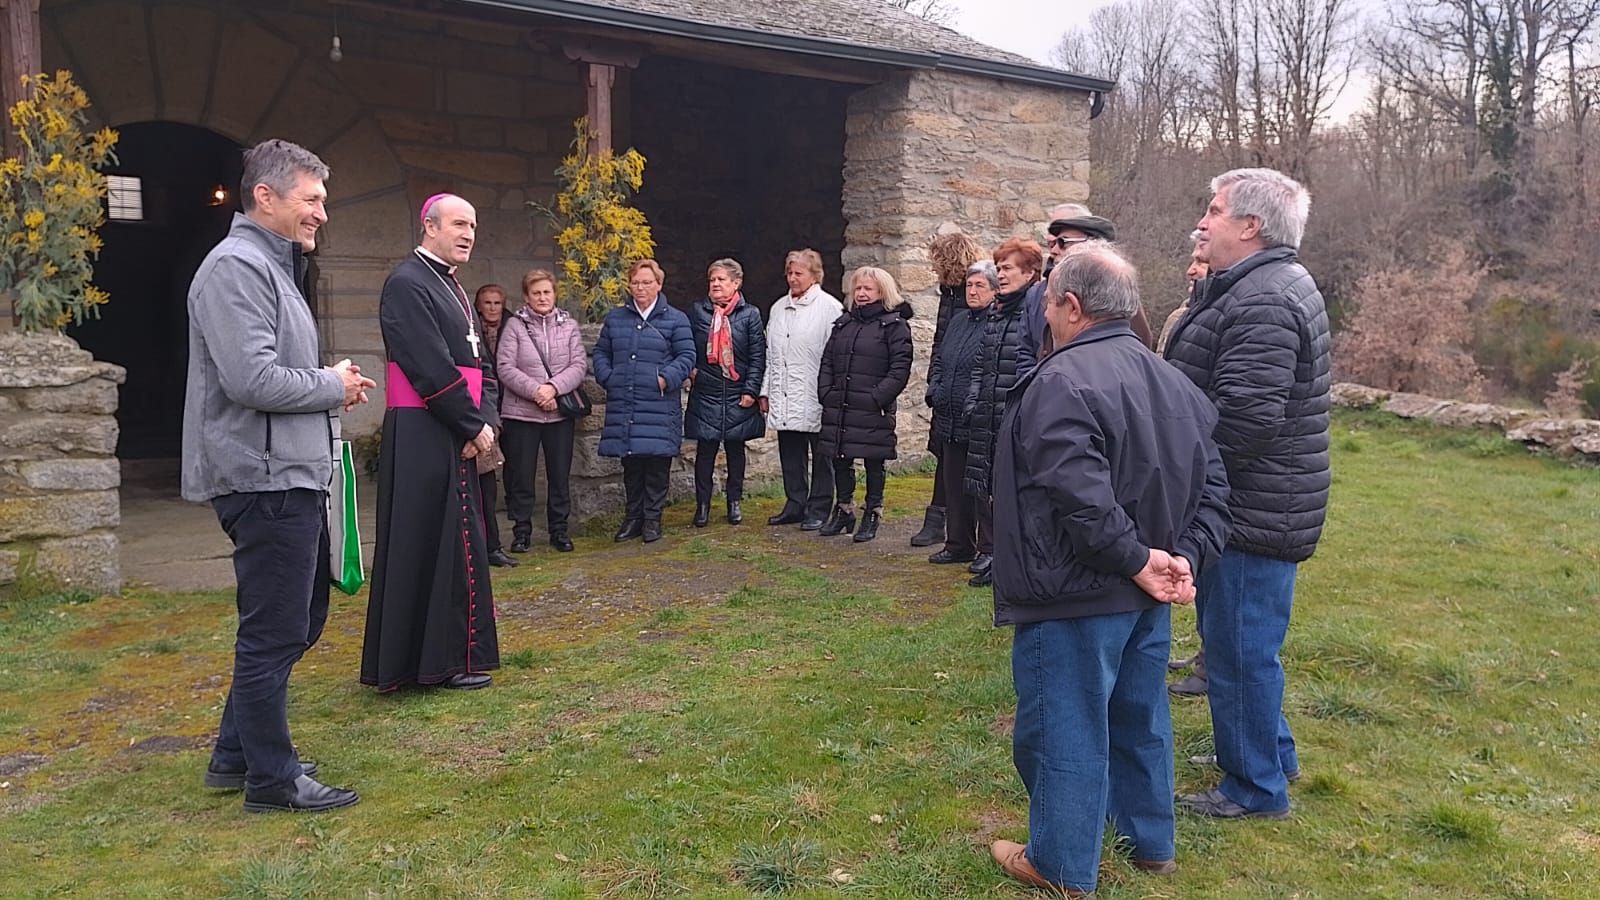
[1197,547,1300,812]
[1012,607,1175,892]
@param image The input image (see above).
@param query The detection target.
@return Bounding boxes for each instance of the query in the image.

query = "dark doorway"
[72,122,242,459]
[627,58,850,317]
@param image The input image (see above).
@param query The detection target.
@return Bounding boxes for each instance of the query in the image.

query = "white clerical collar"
[415,246,455,274]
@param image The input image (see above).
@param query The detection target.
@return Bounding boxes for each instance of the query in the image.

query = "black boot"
[693,501,710,528]
[642,519,663,543]
[614,519,643,542]
[909,505,946,547]
[853,507,882,543]
[819,504,856,537]
[727,499,743,525]
[509,529,532,554]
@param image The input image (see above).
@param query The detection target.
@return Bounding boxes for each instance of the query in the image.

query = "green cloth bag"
[329,439,365,595]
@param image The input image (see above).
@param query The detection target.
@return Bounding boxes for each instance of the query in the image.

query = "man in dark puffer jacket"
[1166,167,1331,821]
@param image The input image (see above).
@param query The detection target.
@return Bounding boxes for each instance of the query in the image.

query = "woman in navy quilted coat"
[592,258,696,543]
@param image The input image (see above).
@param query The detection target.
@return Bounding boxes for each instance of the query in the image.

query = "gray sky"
[947,0,1119,66]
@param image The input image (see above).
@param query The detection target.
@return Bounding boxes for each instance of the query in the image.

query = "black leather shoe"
[968,569,993,587]
[242,774,359,813]
[853,508,881,542]
[727,500,743,525]
[488,549,519,567]
[692,502,710,528]
[509,535,531,554]
[1178,787,1291,820]
[799,515,825,531]
[550,533,574,552]
[928,548,976,565]
[614,519,643,542]
[205,759,318,791]
[442,672,492,690]
[819,505,856,537]
[968,552,993,574]
[642,520,663,543]
[768,508,805,526]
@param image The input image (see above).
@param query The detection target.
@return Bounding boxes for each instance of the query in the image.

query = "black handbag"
[519,316,592,419]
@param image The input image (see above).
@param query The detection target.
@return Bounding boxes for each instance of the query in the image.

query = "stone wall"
[0,334,124,595]
[32,0,591,438]
[840,68,1092,461]
[1333,382,1600,460]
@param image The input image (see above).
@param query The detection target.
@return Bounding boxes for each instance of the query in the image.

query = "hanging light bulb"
[208,184,228,206]
[329,9,343,63]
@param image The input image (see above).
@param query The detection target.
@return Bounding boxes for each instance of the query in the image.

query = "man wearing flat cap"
[1027,205,1153,354]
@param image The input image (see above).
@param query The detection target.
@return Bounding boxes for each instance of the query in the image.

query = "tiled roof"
[460,0,1115,91]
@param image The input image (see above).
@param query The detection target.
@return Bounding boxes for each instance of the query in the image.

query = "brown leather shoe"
[1132,857,1178,874]
[989,840,1086,896]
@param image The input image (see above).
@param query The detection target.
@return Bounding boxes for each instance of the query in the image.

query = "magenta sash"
[385,361,483,410]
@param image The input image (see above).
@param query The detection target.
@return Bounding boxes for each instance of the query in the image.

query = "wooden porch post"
[562,39,640,158]
[0,0,42,159]
[585,62,615,157]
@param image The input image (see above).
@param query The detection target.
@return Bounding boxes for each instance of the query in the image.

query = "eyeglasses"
[1049,236,1090,250]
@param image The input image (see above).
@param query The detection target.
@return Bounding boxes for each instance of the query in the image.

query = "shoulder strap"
[519,317,554,381]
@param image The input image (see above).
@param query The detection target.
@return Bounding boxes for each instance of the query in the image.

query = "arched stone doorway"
[71,121,242,460]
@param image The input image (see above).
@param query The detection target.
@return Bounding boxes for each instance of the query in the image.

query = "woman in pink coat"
[496,269,588,553]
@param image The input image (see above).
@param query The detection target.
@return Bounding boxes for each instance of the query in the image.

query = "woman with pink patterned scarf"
[686,258,767,527]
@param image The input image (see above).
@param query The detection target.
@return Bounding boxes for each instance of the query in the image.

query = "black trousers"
[929,438,947,508]
[975,493,994,554]
[834,457,887,510]
[694,439,747,504]
[502,418,575,537]
[622,455,672,522]
[940,441,977,555]
[209,489,329,792]
[478,470,502,552]
[776,430,834,519]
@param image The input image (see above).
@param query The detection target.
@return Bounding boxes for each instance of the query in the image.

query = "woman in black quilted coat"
[687,258,767,527]
[925,260,996,566]
[963,238,1042,586]
[817,266,914,543]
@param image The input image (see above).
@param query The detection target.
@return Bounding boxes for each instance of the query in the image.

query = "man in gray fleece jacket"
[183,139,373,813]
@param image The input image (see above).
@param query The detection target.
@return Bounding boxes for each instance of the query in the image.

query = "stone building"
[1,0,1108,521]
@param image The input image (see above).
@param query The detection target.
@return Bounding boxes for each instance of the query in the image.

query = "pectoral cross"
[467,329,481,359]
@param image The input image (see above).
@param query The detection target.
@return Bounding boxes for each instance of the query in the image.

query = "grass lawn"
[2,410,1598,898]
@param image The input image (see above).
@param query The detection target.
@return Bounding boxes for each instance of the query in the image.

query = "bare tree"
[1256,0,1360,181]
[885,0,957,26]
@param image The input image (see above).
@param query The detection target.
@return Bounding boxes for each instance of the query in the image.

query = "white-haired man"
[1165,168,1331,820]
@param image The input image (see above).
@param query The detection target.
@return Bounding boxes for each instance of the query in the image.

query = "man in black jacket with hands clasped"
[987,242,1231,896]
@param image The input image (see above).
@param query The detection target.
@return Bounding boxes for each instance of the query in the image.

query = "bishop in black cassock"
[361,194,501,691]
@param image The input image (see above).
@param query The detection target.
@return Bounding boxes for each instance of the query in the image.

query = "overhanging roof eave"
[450,0,1117,93]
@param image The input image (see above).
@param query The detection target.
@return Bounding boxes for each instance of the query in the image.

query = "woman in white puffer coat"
[759,248,844,530]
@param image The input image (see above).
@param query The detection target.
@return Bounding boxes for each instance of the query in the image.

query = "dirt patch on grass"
[0,752,48,777]
[970,806,1023,844]
[124,735,206,754]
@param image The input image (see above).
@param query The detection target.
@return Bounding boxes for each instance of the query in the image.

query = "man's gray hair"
[1047,241,1140,321]
[1210,167,1310,249]
[966,260,1000,292]
[240,139,329,212]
